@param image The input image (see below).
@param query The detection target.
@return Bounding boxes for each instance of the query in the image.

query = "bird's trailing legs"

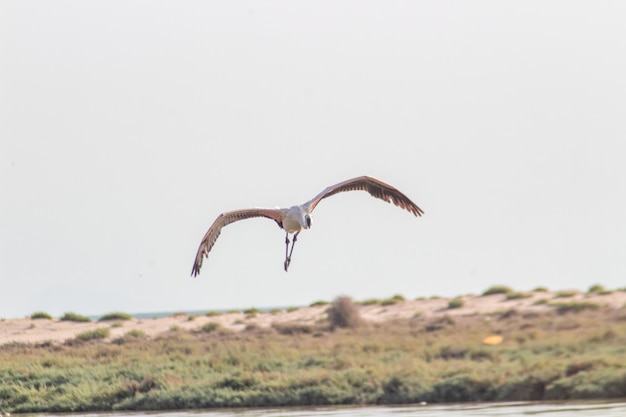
[284,231,300,271]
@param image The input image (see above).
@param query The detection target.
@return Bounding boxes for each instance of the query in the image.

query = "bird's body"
[191,176,423,276]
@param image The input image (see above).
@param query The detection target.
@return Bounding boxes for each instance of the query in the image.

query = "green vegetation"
[309,300,330,307]
[60,312,92,322]
[1,306,626,412]
[550,301,601,314]
[587,284,613,295]
[30,311,53,320]
[359,298,382,306]
[2,289,626,413]
[123,329,146,339]
[482,285,514,296]
[555,290,579,298]
[447,297,464,309]
[533,287,549,292]
[381,294,406,306]
[201,322,221,333]
[206,310,222,317]
[506,291,532,300]
[98,312,132,322]
[243,307,261,315]
[75,327,110,341]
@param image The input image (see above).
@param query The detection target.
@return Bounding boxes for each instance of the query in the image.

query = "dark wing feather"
[191,208,284,277]
[304,176,423,217]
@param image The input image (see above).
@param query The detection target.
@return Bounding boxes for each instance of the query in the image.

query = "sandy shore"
[2,290,625,345]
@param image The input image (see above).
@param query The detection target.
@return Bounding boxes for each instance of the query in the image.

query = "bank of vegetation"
[1,294,626,412]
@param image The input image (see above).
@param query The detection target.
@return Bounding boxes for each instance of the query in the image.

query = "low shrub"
[98,312,132,321]
[327,296,363,329]
[124,329,146,339]
[551,301,601,314]
[30,311,53,320]
[75,327,109,341]
[310,300,329,307]
[506,292,532,300]
[447,298,464,309]
[359,298,381,306]
[555,290,578,298]
[201,322,221,333]
[60,312,91,322]
[243,307,261,315]
[482,285,513,296]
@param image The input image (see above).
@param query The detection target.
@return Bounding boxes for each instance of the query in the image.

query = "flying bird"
[191,176,423,276]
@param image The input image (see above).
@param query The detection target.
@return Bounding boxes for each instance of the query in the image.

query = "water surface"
[33,401,626,417]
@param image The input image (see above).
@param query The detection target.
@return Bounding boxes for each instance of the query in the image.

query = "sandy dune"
[2,290,625,345]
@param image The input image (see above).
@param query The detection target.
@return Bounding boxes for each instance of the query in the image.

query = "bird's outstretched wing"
[191,208,284,277]
[304,176,424,217]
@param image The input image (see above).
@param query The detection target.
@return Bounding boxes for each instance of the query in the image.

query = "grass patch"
[30,311,53,320]
[359,298,381,306]
[482,285,514,296]
[60,312,92,322]
[310,300,329,307]
[200,322,221,333]
[75,327,110,341]
[124,329,146,338]
[555,290,579,298]
[0,306,625,411]
[550,301,601,314]
[98,312,132,321]
[506,292,532,300]
[206,310,222,317]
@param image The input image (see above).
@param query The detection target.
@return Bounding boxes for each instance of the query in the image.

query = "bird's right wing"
[191,208,284,277]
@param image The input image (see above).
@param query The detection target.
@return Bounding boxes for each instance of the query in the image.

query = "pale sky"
[1,1,625,318]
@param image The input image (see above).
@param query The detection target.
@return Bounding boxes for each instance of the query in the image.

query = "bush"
[206,310,222,317]
[550,301,601,314]
[327,296,363,329]
[482,285,513,296]
[201,322,221,333]
[359,298,381,306]
[98,312,132,321]
[555,290,579,298]
[587,284,612,295]
[310,300,329,307]
[506,292,532,300]
[60,312,92,322]
[381,294,406,306]
[30,311,53,320]
[588,284,605,293]
[448,298,464,309]
[124,329,146,339]
[75,327,110,341]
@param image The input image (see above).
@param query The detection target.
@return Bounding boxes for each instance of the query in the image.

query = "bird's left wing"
[303,176,424,217]
[191,208,284,277]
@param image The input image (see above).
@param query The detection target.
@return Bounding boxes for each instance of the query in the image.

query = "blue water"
[35,401,626,417]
